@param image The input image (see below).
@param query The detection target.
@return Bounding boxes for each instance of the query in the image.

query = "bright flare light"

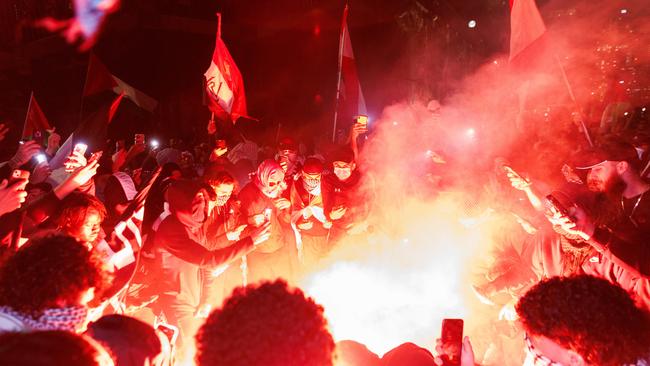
[301,198,486,356]
[466,128,476,138]
[620,8,628,14]
[468,20,477,28]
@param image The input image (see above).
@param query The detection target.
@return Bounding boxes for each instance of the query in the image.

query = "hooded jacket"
[152,180,254,305]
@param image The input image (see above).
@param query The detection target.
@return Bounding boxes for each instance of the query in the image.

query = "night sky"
[0,0,543,148]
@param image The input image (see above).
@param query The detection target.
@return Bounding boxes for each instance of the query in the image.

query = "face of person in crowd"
[278,150,298,172]
[214,183,234,207]
[170,169,182,180]
[68,209,103,244]
[262,170,285,199]
[302,171,322,193]
[586,161,623,193]
[333,161,355,181]
[524,333,584,366]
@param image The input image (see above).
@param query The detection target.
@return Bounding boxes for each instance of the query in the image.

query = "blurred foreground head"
[0,330,114,366]
[517,275,650,366]
[195,279,335,366]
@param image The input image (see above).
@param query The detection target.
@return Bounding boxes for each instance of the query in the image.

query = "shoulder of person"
[0,310,28,332]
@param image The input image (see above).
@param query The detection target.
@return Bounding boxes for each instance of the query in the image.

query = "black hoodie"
[152,180,254,304]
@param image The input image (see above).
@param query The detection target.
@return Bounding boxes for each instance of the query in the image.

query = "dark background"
[0,0,646,151]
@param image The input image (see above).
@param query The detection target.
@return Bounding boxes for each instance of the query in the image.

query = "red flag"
[204,21,247,123]
[335,5,367,136]
[22,93,52,145]
[509,0,547,66]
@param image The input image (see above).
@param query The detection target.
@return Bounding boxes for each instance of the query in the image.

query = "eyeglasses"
[524,333,564,366]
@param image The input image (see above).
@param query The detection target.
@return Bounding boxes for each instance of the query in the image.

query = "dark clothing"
[0,191,61,252]
[614,191,650,244]
[148,180,254,347]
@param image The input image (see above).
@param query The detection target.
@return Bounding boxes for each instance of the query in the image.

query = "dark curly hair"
[516,275,650,366]
[195,279,335,366]
[54,192,107,232]
[0,233,109,315]
[0,331,107,366]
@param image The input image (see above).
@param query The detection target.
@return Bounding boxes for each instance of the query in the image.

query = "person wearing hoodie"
[238,159,296,284]
[290,157,331,269]
[150,179,270,354]
[322,146,367,244]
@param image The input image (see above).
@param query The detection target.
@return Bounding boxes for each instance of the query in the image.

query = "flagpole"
[555,55,593,147]
[22,91,34,138]
[332,4,349,142]
[216,13,222,40]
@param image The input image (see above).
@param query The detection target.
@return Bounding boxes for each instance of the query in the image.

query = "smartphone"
[440,318,463,366]
[35,154,47,164]
[501,165,521,178]
[135,134,145,145]
[545,194,571,218]
[156,323,179,346]
[264,208,273,221]
[355,115,368,128]
[9,169,30,191]
[73,143,88,156]
[150,139,160,149]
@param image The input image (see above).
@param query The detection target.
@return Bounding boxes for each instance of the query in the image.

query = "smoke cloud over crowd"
[300,0,650,360]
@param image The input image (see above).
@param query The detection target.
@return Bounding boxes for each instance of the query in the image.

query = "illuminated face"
[213,183,234,207]
[333,161,355,181]
[69,210,103,244]
[262,171,285,198]
[302,172,322,192]
[524,333,579,366]
[586,161,618,192]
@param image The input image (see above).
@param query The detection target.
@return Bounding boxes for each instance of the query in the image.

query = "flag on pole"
[204,14,247,123]
[509,0,547,66]
[22,93,52,146]
[333,5,367,140]
[49,92,124,169]
[98,168,162,302]
[84,54,157,112]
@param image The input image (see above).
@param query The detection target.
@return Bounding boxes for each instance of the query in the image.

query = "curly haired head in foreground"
[195,279,335,366]
[0,232,108,315]
[517,275,650,366]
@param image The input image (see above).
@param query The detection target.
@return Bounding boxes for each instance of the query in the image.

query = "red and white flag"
[204,19,247,123]
[22,92,52,145]
[509,0,547,64]
[335,5,367,137]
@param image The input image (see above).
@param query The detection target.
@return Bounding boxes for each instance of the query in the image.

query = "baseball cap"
[574,141,640,170]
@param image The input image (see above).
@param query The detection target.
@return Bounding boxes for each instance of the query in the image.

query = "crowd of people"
[0,100,649,366]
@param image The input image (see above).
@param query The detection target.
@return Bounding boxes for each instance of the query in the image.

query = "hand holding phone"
[155,323,179,346]
[135,134,145,146]
[503,165,531,190]
[439,319,463,366]
[545,194,572,219]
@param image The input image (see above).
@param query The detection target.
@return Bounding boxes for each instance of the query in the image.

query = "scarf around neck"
[0,305,88,332]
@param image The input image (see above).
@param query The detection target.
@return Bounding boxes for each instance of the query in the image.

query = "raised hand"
[10,141,40,168]
[0,179,28,216]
